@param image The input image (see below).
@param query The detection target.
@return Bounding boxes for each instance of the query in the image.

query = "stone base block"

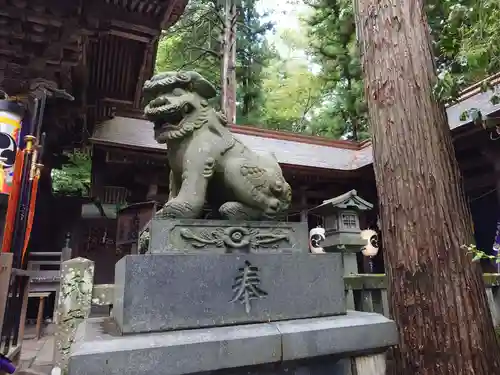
[114,253,345,334]
[148,219,309,254]
[68,311,398,375]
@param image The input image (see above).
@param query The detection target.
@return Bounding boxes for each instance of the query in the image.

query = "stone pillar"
[53,257,95,371]
[60,233,73,262]
[352,353,386,375]
[343,250,359,275]
[343,249,359,310]
[300,187,308,223]
[146,183,158,201]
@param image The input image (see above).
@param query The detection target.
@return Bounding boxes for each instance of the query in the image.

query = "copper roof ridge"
[230,124,363,150]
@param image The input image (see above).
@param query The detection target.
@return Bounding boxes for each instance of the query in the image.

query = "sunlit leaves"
[260,54,324,132]
[430,0,500,100]
[155,0,274,121]
[462,243,500,263]
[51,151,91,196]
[305,0,369,140]
[308,0,500,133]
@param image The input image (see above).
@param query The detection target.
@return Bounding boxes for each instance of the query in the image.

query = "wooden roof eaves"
[281,163,361,177]
[161,0,190,29]
[90,138,167,155]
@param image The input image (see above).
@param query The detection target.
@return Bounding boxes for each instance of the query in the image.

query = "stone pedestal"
[147,219,309,254]
[113,253,346,334]
[68,218,398,375]
[68,312,398,375]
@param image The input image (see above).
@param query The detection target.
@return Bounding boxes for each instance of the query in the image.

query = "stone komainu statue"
[142,71,292,220]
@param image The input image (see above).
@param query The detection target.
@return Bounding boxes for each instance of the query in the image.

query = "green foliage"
[258,28,324,133]
[155,0,221,85]
[463,243,500,263]
[51,151,91,196]
[429,0,500,101]
[260,57,323,132]
[305,0,500,139]
[155,0,500,140]
[155,0,275,118]
[305,0,369,141]
[236,0,276,124]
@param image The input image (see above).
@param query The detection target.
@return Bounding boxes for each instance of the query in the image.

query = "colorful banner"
[0,100,25,195]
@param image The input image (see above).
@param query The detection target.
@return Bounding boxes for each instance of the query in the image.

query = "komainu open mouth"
[146,100,192,131]
[153,110,184,131]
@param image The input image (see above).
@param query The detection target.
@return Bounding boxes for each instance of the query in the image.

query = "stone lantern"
[308,189,373,275]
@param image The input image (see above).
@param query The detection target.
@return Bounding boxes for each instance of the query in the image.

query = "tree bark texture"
[353,1,500,374]
[220,0,237,124]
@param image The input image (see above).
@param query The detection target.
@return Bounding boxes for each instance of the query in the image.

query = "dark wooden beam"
[0,0,63,27]
[134,38,157,107]
[110,20,158,36]
[282,163,359,179]
[464,173,495,193]
[102,147,168,162]
[107,30,150,43]
[101,98,135,106]
[161,0,180,28]
[453,126,490,151]
[86,3,160,31]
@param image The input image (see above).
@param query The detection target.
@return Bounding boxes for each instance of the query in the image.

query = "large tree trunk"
[353,1,500,374]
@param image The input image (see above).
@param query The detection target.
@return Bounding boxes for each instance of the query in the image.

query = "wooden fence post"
[0,253,13,332]
[53,257,94,372]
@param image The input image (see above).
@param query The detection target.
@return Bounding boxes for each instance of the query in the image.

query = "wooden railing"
[0,253,29,364]
[102,186,129,205]
[343,273,500,326]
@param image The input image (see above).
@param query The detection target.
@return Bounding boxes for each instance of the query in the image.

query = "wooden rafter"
[161,0,180,28]
[27,17,83,70]
[0,0,61,27]
[134,37,157,106]
[87,3,160,29]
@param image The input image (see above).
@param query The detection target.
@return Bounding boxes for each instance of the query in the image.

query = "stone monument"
[67,72,397,375]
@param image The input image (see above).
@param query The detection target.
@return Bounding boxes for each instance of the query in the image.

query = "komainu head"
[142,71,217,142]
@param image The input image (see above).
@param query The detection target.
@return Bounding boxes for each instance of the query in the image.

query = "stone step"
[28,261,61,266]
[29,252,62,257]
[68,312,398,375]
